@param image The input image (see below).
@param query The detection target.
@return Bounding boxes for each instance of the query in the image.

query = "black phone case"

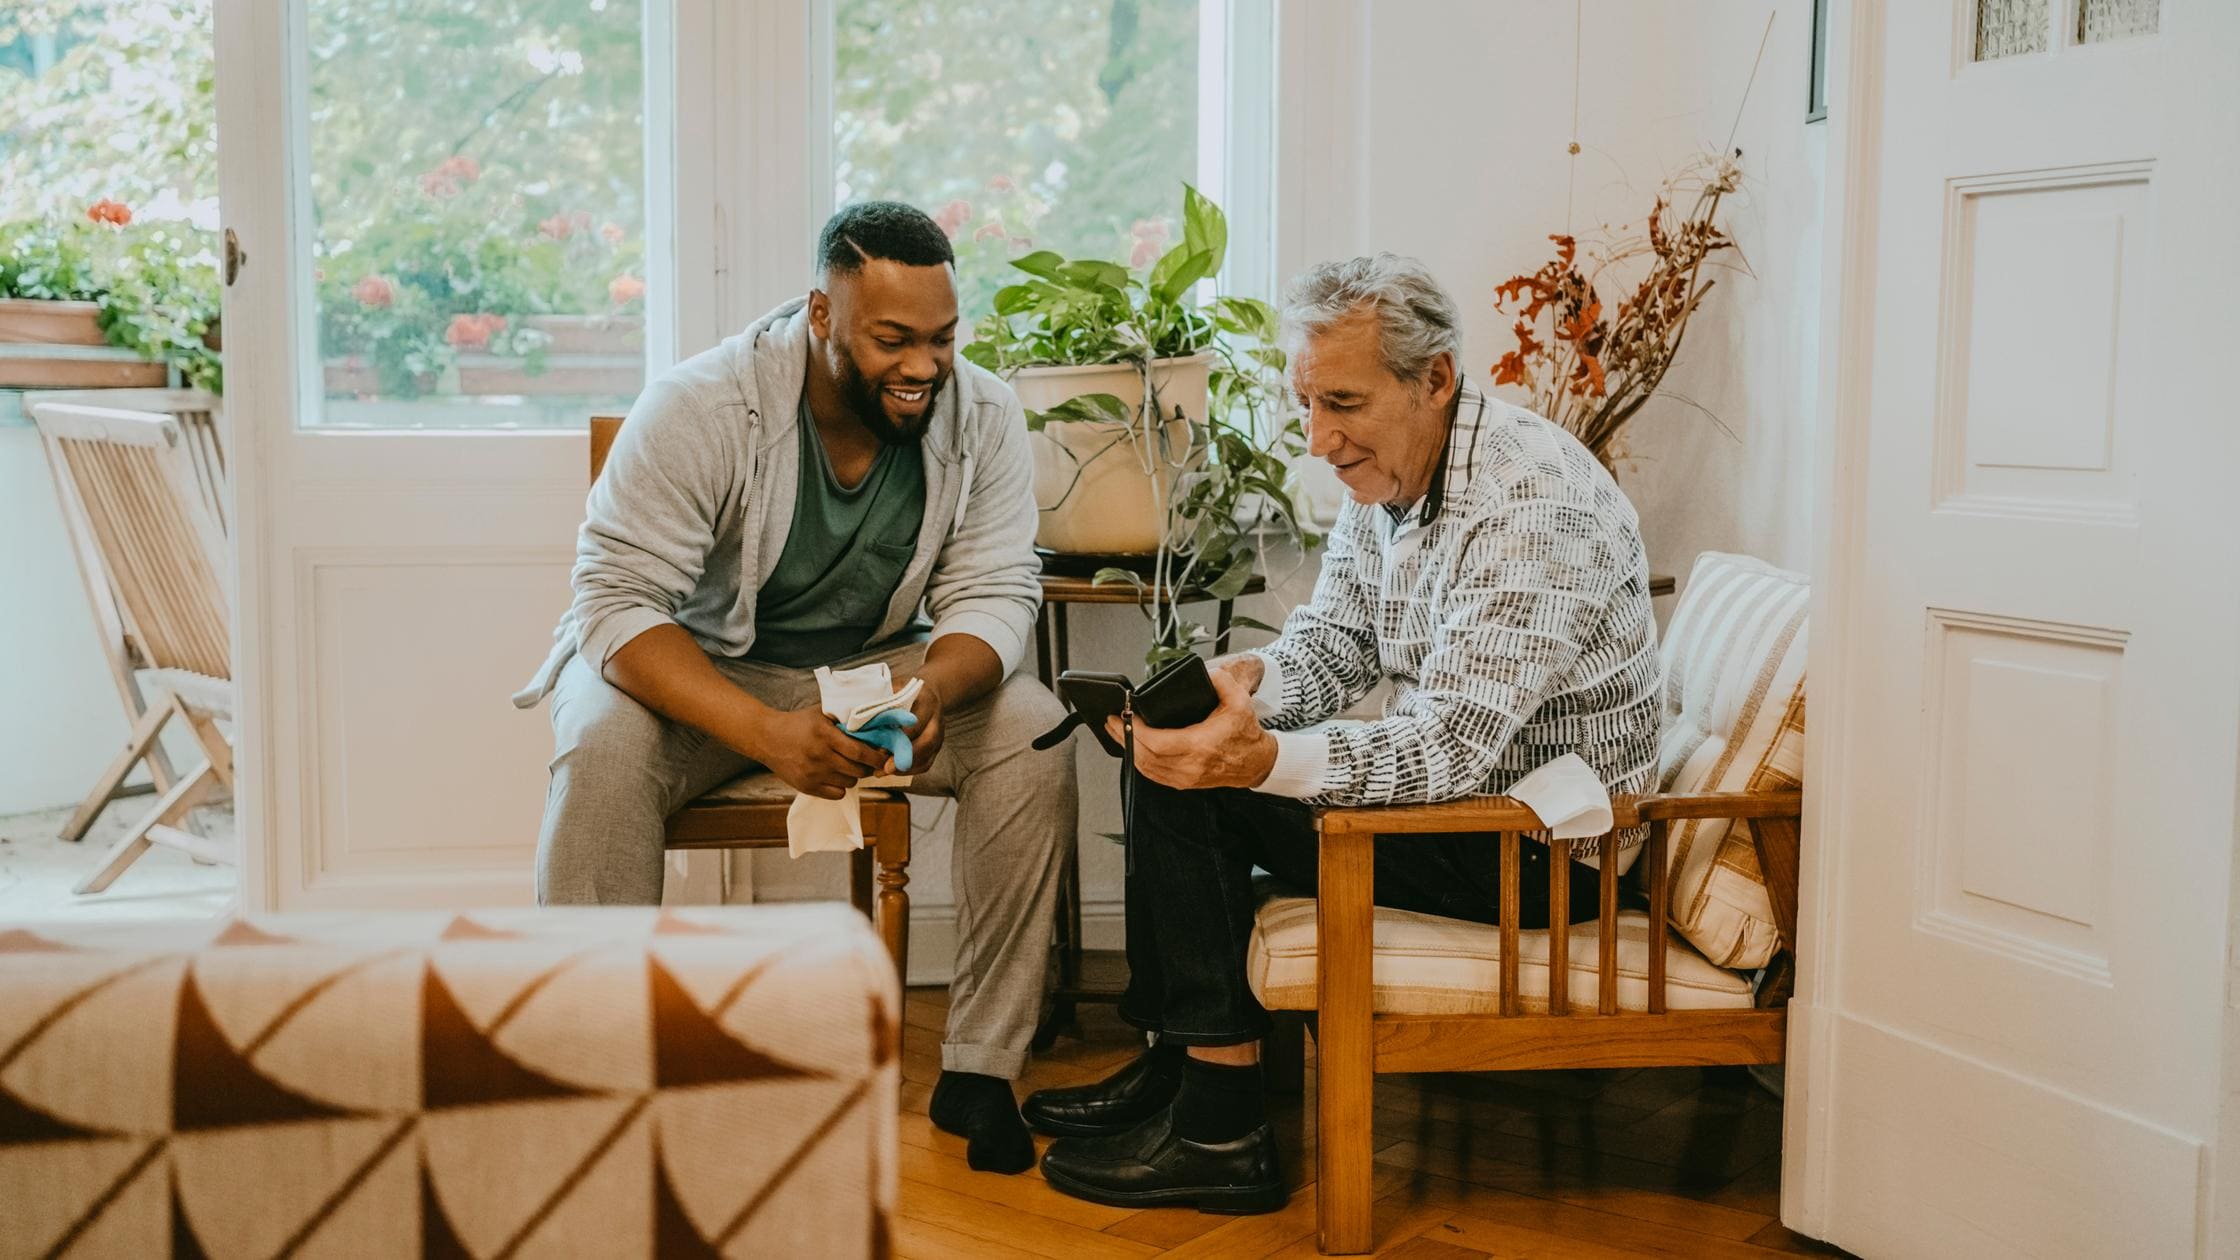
[1038,656,1221,757]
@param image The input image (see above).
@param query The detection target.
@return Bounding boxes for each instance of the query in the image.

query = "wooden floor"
[895,986,1848,1259]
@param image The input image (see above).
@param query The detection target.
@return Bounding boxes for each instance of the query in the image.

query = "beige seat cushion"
[1247,897,1754,1015]
[1654,551,1808,969]
[689,770,900,807]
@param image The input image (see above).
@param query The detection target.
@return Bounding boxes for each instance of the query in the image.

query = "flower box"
[456,314,642,396]
[0,298,168,389]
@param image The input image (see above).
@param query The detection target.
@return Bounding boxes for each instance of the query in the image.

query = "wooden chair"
[31,389,226,842]
[29,402,238,894]
[587,415,912,976]
[1261,551,1810,1253]
[1290,793,1801,1253]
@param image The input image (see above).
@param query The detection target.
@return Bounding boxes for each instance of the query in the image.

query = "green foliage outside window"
[832,0,1202,322]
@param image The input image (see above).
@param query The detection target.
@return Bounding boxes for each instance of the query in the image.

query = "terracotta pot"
[323,360,382,396]
[0,297,167,389]
[456,355,641,397]
[1013,353,1211,555]
[523,314,643,356]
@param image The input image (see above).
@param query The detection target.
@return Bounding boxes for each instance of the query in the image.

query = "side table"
[1032,571,1268,1040]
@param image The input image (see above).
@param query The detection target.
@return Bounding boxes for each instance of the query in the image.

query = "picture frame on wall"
[1808,0,1830,122]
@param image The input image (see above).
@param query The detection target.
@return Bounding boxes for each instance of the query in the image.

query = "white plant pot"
[1013,353,1211,555]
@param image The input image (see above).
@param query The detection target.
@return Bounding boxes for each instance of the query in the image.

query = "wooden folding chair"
[29,402,237,894]
[588,416,912,977]
[31,389,226,842]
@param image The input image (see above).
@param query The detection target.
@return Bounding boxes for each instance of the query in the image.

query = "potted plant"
[963,185,1315,664]
[315,158,646,401]
[0,205,223,392]
[1491,153,1742,475]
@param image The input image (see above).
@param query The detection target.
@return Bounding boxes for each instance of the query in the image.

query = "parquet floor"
[894,986,1849,1259]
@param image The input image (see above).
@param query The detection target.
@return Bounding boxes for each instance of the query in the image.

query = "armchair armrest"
[1310,786,1805,1016]
[1311,788,1801,836]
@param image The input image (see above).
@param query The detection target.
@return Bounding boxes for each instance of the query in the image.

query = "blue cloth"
[845,707,917,773]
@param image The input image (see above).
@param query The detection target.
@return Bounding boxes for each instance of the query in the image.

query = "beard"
[836,348,947,447]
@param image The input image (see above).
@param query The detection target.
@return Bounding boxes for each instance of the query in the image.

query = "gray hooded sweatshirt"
[513,297,1042,708]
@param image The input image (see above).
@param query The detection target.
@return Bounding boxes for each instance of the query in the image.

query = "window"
[303,0,650,429]
[829,0,1271,322]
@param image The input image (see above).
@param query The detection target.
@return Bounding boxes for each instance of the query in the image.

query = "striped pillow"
[1655,552,1808,969]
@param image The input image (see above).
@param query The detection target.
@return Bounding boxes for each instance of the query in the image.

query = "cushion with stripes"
[1654,551,1808,969]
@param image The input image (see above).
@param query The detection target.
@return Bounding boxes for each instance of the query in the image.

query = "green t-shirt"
[746,400,927,668]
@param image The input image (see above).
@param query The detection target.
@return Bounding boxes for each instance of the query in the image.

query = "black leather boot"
[1021,1046,1182,1138]
[1039,1106,1285,1214]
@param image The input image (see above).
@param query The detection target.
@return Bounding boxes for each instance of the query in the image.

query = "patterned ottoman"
[0,905,898,1259]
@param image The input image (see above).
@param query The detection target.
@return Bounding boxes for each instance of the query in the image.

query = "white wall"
[1320,0,1825,578]
[0,426,131,814]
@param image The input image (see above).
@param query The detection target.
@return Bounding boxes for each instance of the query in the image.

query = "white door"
[1794,0,2240,1254]
[210,0,777,910]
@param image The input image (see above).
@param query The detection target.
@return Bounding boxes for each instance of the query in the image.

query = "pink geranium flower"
[538,214,573,241]
[420,173,460,200]
[972,216,1006,243]
[351,275,395,309]
[609,274,646,305]
[932,199,973,238]
[444,312,506,351]
[1130,237,1160,269]
[988,174,1014,192]
[600,222,625,245]
[435,155,480,182]
[86,199,133,226]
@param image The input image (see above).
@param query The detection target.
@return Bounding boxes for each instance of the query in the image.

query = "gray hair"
[1279,253,1461,383]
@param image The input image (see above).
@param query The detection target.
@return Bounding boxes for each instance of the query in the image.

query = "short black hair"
[817,201,955,280]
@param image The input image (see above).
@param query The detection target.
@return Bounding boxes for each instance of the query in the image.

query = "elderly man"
[1028,255,1662,1213]
[516,202,1074,1174]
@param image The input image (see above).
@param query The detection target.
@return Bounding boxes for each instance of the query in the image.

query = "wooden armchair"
[587,416,912,978]
[1259,551,1811,1253]
[1295,792,1801,1253]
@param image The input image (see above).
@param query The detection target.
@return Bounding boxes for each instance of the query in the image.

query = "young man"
[1027,255,1662,1212]
[516,202,1074,1174]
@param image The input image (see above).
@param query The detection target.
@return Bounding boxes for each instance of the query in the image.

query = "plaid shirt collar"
[1382,377,1493,539]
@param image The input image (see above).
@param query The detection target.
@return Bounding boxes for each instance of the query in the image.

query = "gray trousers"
[536,639,1076,1079]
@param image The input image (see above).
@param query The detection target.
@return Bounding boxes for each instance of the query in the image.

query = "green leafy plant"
[0,213,224,393]
[963,185,1317,667]
[313,190,646,399]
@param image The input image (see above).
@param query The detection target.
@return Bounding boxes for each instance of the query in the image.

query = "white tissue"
[1504,752,1613,840]
[1506,753,1621,870]
[785,662,916,858]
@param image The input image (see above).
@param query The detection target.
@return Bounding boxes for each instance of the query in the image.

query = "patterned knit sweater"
[1250,381,1662,846]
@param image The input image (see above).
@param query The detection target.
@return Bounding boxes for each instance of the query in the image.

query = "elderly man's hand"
[1102,667,1277,791]
[1208,652,1265,694]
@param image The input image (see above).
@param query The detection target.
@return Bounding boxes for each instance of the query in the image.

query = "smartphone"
[1049,656,1220,757]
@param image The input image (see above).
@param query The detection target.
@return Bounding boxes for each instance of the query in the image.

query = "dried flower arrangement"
[1491,152,1745,472]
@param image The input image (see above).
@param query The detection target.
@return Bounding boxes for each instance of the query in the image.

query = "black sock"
[1144,1036,1187,1069]
[1171,1057,1266,1144]
[929,1071,1034,1174]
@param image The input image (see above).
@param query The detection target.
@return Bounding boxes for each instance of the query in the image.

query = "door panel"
[1802,0,2240,1253]
[215,0,666,909]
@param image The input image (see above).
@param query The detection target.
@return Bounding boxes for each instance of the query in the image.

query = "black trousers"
[1116,773,1605,1046]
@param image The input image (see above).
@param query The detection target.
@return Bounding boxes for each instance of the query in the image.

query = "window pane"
[832,0,1201,324]
[2078,0,2157,43]
[304,0,647,429]
[1976,0,2049,60]
[0,3,222,411]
